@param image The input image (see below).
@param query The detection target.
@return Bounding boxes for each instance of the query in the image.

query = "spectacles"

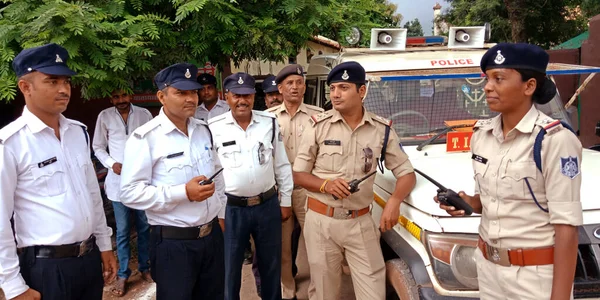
[258,142,265,165]
[362,147,373,173]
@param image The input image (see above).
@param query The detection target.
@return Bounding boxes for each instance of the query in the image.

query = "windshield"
[361,76,572,146]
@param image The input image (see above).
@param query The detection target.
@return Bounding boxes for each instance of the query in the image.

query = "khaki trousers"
[281,188,311,298]
[304,209,386,300]
[475,248,573,300]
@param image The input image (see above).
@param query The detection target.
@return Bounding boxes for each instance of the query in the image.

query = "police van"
[304,27,600,299]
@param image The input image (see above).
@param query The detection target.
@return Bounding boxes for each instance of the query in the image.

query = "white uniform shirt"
[194,99,229,121]
[0,107,112,300]
[92,105,152,201]
[208,111,293,207]
[119,108,226,227]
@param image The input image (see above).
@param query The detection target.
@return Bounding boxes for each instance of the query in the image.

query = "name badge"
[324,140,341,146]
[471,154,488,164]
[38,157,57,168]
[223,140,236,147]
[166,152,184,159]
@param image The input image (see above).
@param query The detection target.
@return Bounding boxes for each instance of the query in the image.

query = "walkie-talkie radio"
[199,168,224,185]
[413,168,474,216]
[333,171,378,200]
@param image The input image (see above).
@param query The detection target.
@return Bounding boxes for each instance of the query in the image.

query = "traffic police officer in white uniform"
[120,63,227,300]
[0,43,116,300]
[437,43,583,300]
[209,72,293,300]
[92,89,154,295]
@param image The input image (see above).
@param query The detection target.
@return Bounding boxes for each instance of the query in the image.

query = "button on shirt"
[92,105,152,201]
[119,109,226,227]
[0,107,112,299]
[267,103,323,165]
[472,105,583,249]
[293,109,414,210]
[195,99,229,121]
[209,111,293,207]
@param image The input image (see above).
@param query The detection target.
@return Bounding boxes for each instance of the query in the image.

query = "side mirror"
[596,121,600,137]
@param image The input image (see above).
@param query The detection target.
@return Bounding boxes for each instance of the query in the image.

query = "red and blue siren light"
[406,36,447,46]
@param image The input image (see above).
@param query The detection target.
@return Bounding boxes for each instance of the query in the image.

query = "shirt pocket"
[317,145,344,172]
[162,154,193,181]
[501,160,539,200]
[75,154,92,178]
[219,144,243,168]
[357,141,381,174]
[473,162,490,195]
[254,140,274,166]
[30,163,67,197]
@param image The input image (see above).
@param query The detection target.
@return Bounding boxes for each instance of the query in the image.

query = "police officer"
[0,43,116,300]
[208,72,293,300]
[436,43,582,300]
[119,63,226,299]
[195,73,229,121]
[92,88,154,296]
[262,74,283,109]
[266,64,323,300]
[293,62,416,300]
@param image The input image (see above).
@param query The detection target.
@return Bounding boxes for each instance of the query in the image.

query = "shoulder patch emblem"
[560,156,580,179]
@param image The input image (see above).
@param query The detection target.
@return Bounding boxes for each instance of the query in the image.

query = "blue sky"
[389,0,443,35]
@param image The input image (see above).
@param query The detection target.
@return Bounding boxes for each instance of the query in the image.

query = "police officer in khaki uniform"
[266,64,323,300]
[437,43,582,300]
[293,62,416,300]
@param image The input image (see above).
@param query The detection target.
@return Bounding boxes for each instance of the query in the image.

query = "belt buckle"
[486,244,510,267]
[198,223,212,238]
[78,240,91,257]
[332,208,353,220]
[247,196,261,206]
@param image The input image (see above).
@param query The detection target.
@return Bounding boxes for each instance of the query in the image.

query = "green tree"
[317,0,403,46]
[0,0,335,101]
[441,0,592,48]
[404,18,424,37]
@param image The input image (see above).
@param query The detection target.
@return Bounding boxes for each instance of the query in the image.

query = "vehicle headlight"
[423,232,479,290]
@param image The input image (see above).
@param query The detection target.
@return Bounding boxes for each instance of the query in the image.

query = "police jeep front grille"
[574,244,600,298]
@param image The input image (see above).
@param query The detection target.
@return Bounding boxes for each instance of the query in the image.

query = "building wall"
[580,14,600,147]
[229,41,339,76]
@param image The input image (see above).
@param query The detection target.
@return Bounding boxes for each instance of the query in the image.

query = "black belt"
[226,186,277,207]
[153,218,217,240]
[18,235,96,259]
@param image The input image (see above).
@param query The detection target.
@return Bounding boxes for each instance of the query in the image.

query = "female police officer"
[437,43,582,300]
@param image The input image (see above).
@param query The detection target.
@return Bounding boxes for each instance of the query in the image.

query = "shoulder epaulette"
[133,118,160,138]
[207,113,227,125]
[0,117,26,144]
[310,110,333,126]
[536,118,563,136]
[254,110,276,119]
[67,118,87,129]
[265,105,281,114]
[305,104,324,113]
[370,113,392,127]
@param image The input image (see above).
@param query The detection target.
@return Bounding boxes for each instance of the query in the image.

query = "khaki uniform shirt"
[266,103,324,166]
[472,105,583,249]
[293,109,414,210]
